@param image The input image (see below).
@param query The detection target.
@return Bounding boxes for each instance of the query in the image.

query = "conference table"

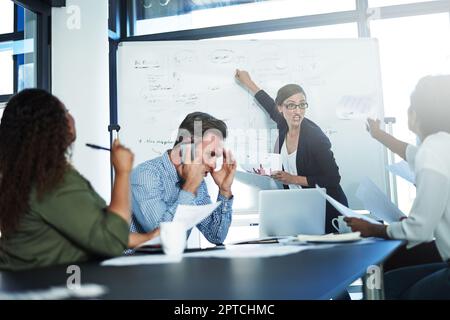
[0,239,402,300]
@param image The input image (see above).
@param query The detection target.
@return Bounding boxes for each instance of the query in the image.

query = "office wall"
[51,0,111,200]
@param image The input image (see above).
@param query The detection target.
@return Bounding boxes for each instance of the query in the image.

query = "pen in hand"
[85,143,111,151]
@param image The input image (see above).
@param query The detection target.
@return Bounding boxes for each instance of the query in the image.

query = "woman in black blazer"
[235,69,348,234]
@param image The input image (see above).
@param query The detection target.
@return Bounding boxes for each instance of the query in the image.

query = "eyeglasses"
[283,102,309,110]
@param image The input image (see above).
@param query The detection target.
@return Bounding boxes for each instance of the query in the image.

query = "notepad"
[297,232,362,243]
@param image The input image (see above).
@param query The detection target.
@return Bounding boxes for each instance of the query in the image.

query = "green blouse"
[0,167,129,271]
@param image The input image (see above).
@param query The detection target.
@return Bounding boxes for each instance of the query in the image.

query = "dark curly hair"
[0,89,72,236]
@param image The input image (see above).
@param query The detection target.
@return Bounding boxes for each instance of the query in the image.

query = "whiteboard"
[117,39,388,209]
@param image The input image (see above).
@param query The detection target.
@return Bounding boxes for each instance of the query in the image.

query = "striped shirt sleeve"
[195,182,233,244]
[131,165,196,232]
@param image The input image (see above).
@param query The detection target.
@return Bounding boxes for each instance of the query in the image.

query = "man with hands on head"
[130,112,237,245]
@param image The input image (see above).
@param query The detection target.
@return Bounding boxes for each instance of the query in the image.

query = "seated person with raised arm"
[346,75,450,299]
[130,112,237,245]
[0,89,159,271]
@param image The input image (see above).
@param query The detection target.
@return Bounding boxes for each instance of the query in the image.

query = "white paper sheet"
[315,185,382,224]
[336,94,378,120]
[387,160,415,184]
[0,284,107,300]
[101,254,182,266]
[135,202,222,248]
[240,153,282,176]
[296,232,361,243]
[356,177,406,223]
[174,201,221,230]
[183,244,307,258]
[137,201,221,248]
[234,170,281,190]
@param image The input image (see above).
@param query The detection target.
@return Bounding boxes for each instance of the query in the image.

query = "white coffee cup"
[331,216,352,234]
[160,221,187,256]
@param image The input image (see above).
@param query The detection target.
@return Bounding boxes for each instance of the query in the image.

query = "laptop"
[259,189,326,237]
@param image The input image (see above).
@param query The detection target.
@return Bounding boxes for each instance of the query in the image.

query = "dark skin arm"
[344,217,389,239]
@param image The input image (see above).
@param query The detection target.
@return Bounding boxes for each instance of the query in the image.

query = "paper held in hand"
[387,160,415,184]
[240,153,282,176]
[356,177,406,223]
[136,201,222,247]
[314,185,382,225]
[173,201,222,230]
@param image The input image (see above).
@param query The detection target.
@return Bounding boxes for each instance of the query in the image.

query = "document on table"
[183,244,308,258]
[101,254,182,266]
[315,185,381,224]
[103,245,320,264]
[296,232,362,243]
[387,160,415,184]
[0,284,107,300]
[229,236,295,245]
[356,177,406,223]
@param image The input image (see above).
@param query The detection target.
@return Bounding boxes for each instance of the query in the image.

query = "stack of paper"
[101,254,182,266]
[297,232,362,243]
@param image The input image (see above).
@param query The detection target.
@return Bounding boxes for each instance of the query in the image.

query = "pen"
[85,143,111,151]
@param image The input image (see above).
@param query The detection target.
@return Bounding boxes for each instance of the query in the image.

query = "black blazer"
[255,90,348,234]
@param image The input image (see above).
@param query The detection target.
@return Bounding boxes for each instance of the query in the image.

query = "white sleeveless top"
[281,141,301,189]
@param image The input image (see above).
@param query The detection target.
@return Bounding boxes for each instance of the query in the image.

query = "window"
[371,13,450,213]
[0,102,5,120]
[0,0,14,34]
[0,1,37,104]
[369,0,437,7]
[133,0,355,35]
[0,48,13,95]
[216,22,358,40]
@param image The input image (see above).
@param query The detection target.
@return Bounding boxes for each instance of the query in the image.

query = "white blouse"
[387,132,450,261]
[281,141,301,190]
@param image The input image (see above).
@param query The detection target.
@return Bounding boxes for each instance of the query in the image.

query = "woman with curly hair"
[0,89,159,271]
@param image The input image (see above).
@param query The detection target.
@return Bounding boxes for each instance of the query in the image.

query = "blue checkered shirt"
[130,151,233,244]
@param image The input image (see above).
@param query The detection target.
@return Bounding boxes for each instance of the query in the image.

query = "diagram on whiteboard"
[117,39,387,208]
